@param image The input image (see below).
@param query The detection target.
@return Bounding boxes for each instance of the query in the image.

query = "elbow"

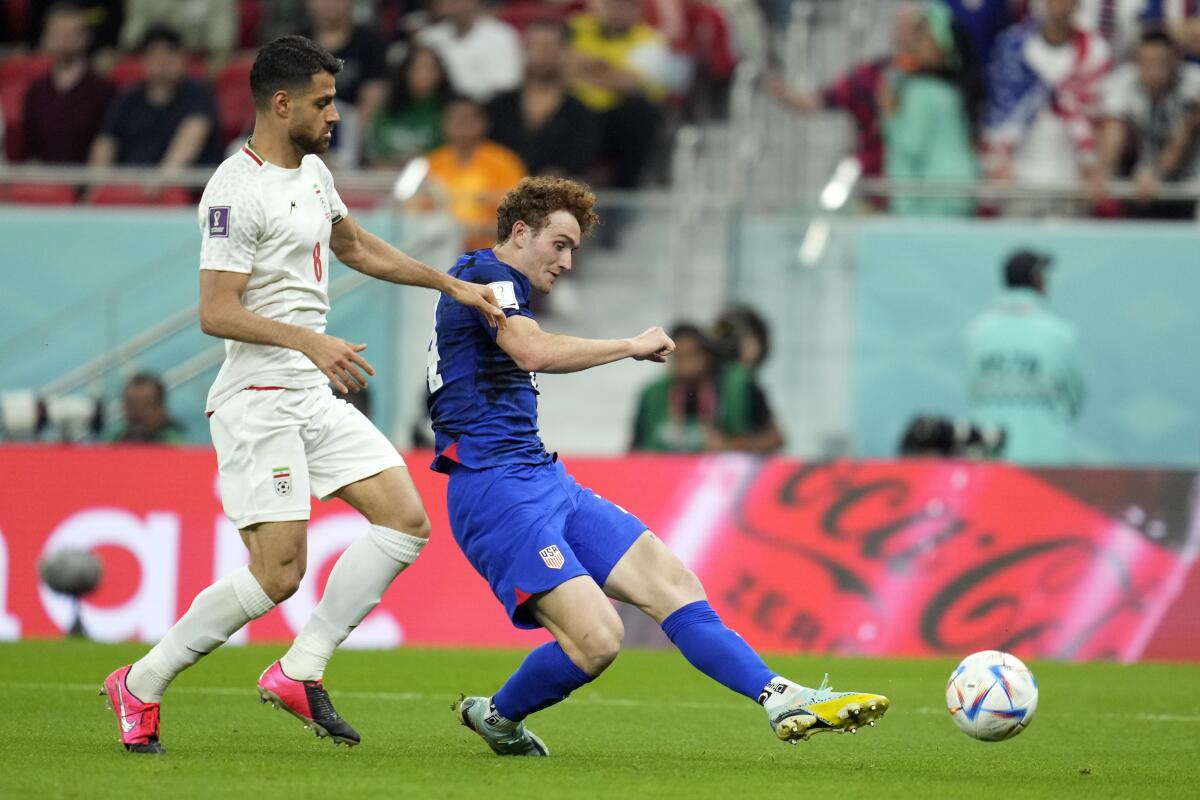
[199,307,223,337]
[513,353,546,373]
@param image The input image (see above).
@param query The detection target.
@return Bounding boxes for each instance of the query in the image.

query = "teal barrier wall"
[0,208,404,442]
[856,219,1200,467]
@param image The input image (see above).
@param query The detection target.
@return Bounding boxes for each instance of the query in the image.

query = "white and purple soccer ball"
[945,650,1038,741]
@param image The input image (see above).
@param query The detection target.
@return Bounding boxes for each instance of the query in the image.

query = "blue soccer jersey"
[427,249,553,473]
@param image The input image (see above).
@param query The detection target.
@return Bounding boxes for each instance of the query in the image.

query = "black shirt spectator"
[99,78,222,165]
[89,26,222,168]
[23,2,114,163]
[487,19,599,177]
[488,91,598,177]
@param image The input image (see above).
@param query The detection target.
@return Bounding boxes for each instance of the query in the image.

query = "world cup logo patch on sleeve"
[208,206,230,237]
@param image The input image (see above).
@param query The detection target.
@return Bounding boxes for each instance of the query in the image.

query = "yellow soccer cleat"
[761,675,890,743]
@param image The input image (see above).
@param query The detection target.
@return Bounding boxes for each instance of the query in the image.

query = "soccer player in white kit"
[101,35,506,754]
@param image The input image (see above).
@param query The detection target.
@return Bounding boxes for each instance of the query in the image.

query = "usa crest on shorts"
[272,466,292,496]
[538,545,564,569]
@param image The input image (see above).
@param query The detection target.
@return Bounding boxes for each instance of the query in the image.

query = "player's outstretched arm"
[329,215,507,329]
[200,270,374,393]
[497,316,675,374]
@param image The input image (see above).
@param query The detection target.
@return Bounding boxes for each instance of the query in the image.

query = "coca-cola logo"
[709,461,1178,660]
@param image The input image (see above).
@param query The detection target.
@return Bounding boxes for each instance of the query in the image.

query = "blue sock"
[661,600,776,701]
[492,642,593,722]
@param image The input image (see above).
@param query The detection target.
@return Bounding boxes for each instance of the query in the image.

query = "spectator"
[426,96,527,251]
[569,0,675,188]
[711,305,770,371]
[882,2,980,216]
[120,0,235,60]
[1091,28,1200,218]
[983,0,1111,211]
[964,250,1085,465]
[307,0,387,116]
[944,0,1021,67]
[1074,0,1161,60]
[417,0,523,102]
[260,0,311,45]
[89,26,222,168]
[766,3,924,180]
[630,323,783,454]
[365,45,450,169]
[22,1,114,164]
[111,373,186,444]
[644,0,738,116]
[26,0,123,52]
[488,19,600,178]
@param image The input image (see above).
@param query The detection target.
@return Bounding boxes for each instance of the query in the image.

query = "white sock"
[279,525,425,681]
[759,675,802,716]
[127,566,275,702]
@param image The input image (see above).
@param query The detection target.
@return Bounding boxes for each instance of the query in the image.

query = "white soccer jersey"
[198,141,349,413]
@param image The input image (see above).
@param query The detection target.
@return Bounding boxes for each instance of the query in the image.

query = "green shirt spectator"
[366,45,449,168]
[882,2,979,216]
[110,373,187,445]
[630,324,782,454]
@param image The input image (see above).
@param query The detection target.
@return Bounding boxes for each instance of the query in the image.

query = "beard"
[290,127,331,156]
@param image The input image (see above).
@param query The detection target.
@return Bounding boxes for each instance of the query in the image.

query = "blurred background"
[1,0,1198,661]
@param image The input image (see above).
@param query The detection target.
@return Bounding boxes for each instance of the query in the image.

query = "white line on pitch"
[7,681,1200,722]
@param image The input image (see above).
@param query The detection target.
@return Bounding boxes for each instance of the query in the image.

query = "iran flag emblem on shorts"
[272,466,292,496]
[539,545,564,569]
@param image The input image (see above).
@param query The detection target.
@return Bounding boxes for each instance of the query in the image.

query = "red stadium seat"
[238,0,264,50]
[336,189,383,211]
[215,58,255,147]
[107,55,209,88]
[0,53,52,161]
[2,182,78,205]
[86,184,192,206]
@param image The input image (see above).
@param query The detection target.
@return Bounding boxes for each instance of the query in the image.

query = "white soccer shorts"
[209,385,405,529]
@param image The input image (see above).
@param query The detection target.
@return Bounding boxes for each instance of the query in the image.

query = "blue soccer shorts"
[446,459,648,629]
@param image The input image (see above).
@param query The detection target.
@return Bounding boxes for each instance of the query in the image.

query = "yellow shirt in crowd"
[569,15,668,112]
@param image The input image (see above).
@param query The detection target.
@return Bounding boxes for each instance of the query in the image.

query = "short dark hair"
[125,373,166,404]
[1139,27,1176,50]
[251,35,343,109]
[496,177,599,244]
[141,24,183,52]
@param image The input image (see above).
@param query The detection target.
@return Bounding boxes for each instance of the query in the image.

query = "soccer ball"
[945,650,1038,741]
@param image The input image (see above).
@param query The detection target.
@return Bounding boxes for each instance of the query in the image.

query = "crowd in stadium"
[3,1,1200,218]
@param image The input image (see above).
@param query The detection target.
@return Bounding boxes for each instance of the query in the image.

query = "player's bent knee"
[579,614,624,675]
[257,562,305,603]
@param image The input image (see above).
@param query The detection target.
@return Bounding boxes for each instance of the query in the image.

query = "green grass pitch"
[1,640,1197,798]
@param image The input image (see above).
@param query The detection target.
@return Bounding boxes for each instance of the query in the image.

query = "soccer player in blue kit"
[428,177,889,755]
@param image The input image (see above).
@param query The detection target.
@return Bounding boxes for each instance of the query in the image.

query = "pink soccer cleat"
[256,661,360,746]
[99,665,165,754]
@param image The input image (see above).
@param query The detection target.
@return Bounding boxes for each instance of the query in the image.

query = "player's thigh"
[302,388,407,504]
[333,466,431,537]
[210,389,312,530]
[530,574,624,674]
[603,531,706,624]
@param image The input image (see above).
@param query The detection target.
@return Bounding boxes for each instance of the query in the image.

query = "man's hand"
[629,326,675,363]
[449,280,507,330]
[301,331,376,393]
